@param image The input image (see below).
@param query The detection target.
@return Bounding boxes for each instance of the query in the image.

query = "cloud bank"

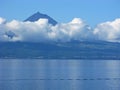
[0,17,120,42]
[94,18,120,42]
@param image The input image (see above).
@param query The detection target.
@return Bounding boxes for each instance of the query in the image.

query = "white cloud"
[0,18,93,42]
[94,18,120,42]
[0,17,6,24]
[1,17,120,42]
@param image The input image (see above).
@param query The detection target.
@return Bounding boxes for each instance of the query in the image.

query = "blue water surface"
[0,59,120,90]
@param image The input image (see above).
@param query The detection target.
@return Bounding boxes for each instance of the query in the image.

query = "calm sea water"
[0,59,120,90]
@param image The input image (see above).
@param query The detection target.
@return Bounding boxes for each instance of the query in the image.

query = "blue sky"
[0,0,120,27]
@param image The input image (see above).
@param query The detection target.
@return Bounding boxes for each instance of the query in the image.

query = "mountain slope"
[24,12,57,25]
[0,41,120,59]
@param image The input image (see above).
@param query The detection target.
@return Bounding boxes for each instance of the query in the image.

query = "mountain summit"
[24,12,57,25]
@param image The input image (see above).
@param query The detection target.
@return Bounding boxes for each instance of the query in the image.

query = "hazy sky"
[0,0,120,27]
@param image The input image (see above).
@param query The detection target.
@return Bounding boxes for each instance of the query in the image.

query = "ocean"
[0,59,120,90]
